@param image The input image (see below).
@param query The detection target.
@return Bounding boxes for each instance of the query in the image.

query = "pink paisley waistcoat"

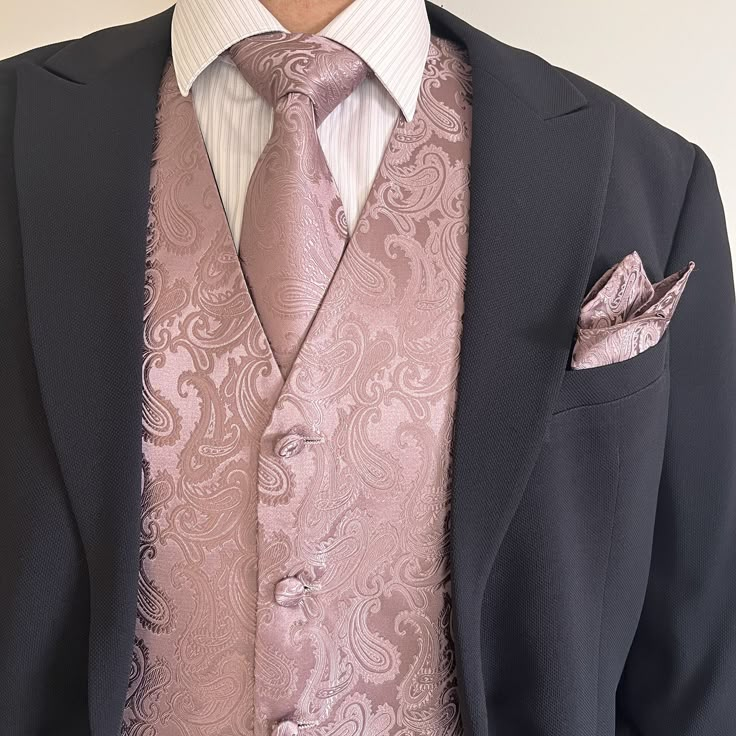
[122,36,472,736]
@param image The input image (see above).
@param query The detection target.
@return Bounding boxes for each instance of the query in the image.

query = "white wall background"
[2,0,735,253]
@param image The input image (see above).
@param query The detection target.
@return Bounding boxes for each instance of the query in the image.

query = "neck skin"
[259,0,356,33]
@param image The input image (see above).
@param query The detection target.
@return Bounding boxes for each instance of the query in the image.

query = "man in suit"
[1,0,734,734]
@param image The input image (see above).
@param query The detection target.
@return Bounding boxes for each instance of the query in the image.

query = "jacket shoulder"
[556,66,696,178]
[447,5,698,176]
[551,66,706,278]
[447,7,698,175]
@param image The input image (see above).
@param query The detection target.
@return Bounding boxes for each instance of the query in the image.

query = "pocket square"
[571,250,695,369]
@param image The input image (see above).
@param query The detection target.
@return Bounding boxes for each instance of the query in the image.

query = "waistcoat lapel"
[426,5,616,736]
[12,8,173,735]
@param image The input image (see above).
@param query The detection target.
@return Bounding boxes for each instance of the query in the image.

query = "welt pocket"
[552,330,670,413]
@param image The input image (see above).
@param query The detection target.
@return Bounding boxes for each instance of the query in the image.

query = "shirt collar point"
[176,73,193,97]
[171,47,191,96]
[174,64,194,97]
[401,101,418,122]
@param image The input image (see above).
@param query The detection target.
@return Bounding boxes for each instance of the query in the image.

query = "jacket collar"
[14,5,612,735]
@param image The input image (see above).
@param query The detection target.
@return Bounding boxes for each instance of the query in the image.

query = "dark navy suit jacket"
[1,3,734,734]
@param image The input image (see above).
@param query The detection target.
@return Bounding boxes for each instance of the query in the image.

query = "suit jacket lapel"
[426,5,615,736]
[13,8,173,734]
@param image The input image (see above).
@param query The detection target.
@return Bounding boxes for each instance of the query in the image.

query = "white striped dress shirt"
[171,0,432,246]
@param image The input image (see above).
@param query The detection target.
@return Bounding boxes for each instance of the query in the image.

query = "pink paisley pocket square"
[571,250,695,370]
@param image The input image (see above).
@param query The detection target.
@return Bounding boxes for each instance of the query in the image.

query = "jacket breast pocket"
[553,329,670,414]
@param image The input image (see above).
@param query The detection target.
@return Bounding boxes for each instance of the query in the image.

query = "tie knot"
[230,32,370,126]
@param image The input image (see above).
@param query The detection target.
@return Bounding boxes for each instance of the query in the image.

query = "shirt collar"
[171,0,430,121]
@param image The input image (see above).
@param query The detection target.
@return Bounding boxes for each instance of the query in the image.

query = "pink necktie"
[230,33,369,376]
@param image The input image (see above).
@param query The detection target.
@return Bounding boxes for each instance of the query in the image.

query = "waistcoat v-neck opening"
[183,66,410,389]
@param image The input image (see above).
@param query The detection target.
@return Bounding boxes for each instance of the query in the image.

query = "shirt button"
[274,576,308,607]
[272,720,299,736]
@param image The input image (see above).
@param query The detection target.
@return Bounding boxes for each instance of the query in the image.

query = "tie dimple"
[228,33,369,378]
[230,32,369,126]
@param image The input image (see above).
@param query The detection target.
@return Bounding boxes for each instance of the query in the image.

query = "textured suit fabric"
[0,40,95,736]
[1,4,734,736]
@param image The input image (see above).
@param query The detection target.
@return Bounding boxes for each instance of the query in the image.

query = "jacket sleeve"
[617,144,736,733]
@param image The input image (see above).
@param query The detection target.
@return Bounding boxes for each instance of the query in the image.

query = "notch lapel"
[13,8,173,734]
[426,5,616,736]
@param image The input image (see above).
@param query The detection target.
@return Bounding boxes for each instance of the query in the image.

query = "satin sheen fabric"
[571,250,695,369]
[230,33,370,376]
[122,34,472,736]
[171,0,431,244]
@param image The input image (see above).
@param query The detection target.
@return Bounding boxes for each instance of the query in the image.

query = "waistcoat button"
[274,576,308,607]
[275,432,306,458]
[272,719,299,736]
[275,430,323,458]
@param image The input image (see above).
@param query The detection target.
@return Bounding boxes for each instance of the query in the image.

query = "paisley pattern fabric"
[122,35,472,736]
[572,249,695,369]
[229,33,370,126]
[230,34,370,377]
